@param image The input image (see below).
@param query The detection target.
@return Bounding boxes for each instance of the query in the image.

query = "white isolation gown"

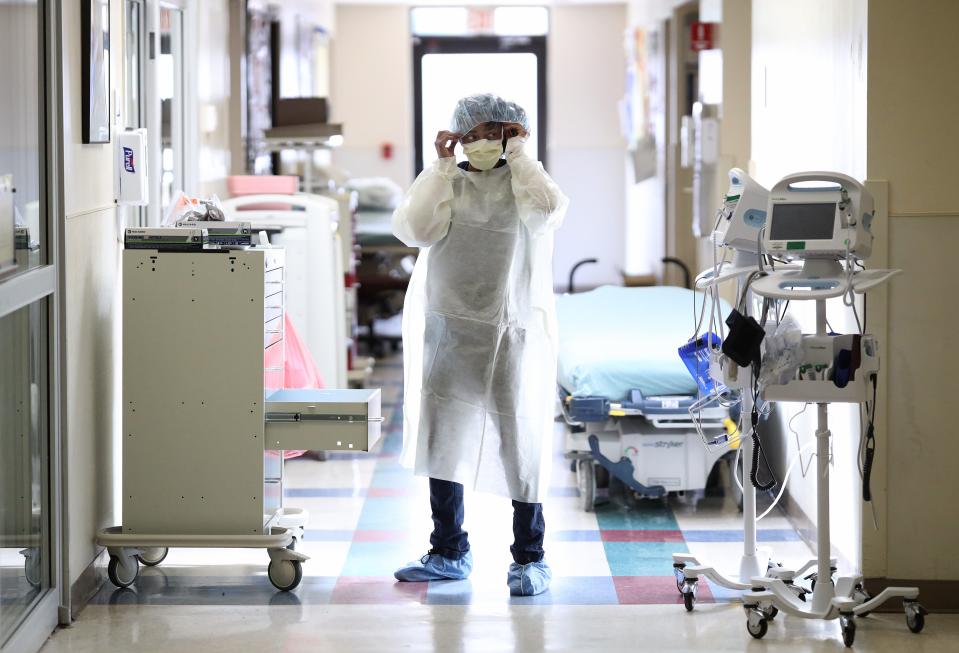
[392,139,568,503]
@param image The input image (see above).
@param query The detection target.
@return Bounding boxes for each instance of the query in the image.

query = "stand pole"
[739,390,762,581]
[735,257,763,581]
[811,298,834,612]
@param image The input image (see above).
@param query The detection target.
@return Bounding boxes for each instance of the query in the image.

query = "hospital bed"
[354,208,415,356]
[557,285,738,511]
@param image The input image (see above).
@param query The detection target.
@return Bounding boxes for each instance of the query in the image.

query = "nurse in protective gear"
[391,93,568,596]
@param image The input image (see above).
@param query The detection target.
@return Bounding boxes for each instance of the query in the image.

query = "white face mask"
[461,139,504,171]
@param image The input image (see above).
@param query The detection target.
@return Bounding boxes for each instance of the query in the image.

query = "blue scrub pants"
[429,477,545,564]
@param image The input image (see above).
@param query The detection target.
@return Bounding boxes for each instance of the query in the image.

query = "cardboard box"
[274,98,329,126]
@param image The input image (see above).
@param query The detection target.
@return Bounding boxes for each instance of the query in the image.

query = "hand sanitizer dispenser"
[116,129,149,206]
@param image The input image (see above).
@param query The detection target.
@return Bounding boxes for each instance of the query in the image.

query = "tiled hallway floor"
[41,357,957,651]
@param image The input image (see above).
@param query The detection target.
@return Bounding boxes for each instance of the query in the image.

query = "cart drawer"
[264,388,382,452]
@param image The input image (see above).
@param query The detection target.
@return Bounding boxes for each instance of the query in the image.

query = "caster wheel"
[810,577,834,592]
[905,603,926,634]
[107,556,139,589]
[576,459,596,512]
[746,610,768,639]
[853,584,871,616]
[673,565,685,594]
[681,581,698,611]
[268,559,303,591]
[766,606,779,620]
[137,547,168,567]
[840,615,856,647]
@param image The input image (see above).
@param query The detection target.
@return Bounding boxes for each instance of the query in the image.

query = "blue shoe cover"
[508,560,552,596]
[394,550,473,582]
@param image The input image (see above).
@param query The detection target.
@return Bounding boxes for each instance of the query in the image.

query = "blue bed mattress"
[555,285,731,400]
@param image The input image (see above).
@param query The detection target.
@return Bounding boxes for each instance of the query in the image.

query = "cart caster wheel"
[840,614,856,647]
[268,559,303,591]
[681,580,698,611]
[136,547,168,567]
[576,459,596,512]
[905,602,927,634]
[746,609,768,639]
[107,556,139,589]
[673,564,686,594]
[785,582,807,602]
[810,576,834,592]
[766,606,779,620]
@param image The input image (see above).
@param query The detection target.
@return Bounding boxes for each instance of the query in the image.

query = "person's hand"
[435,131,460,159]
[502,123,528,140]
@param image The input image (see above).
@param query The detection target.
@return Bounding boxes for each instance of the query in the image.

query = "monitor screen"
[769,202,836,241]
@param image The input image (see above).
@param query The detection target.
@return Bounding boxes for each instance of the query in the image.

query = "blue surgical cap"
[450,93,530,135]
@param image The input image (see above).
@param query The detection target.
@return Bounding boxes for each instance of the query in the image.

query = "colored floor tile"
[612,575,716,605]
[681,528,801,542]
[340,541,429,577]
[602,541,691,576]
[594,503,680,531]
[330,577,428,604]
[355,496,430,531]
[600,529,685,543]
[543,541,612,576]
[85,353,808,608]
[507,576,619,606]
[547,530,601,542]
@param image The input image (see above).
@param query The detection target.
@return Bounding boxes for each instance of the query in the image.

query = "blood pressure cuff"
[722,309,765,368]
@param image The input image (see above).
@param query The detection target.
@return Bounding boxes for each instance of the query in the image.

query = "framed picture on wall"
[81,0,111,144]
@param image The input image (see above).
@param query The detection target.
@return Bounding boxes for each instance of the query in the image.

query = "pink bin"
[227,175,298,210]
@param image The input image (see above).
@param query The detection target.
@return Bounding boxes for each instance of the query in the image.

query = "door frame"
[412,35,548,176]
[144,0,197,225]
[0,0,65,650]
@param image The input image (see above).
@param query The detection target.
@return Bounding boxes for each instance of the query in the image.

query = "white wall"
[330,5,414,187]
[548,4,627,287]
[195,0,233,198]
[331,3,627,288]
[867,0,959,581]
[750,0,869,571]
[60,0,125,589]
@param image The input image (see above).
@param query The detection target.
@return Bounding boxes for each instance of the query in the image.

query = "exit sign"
[690,22,717,51]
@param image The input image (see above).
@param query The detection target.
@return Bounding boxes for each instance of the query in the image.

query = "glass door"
[0,0,61,650]
[158,5,185,216]
[411,7,549,175]
[124,0,146,227]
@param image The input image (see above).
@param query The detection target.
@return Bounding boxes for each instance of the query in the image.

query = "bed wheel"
[576,459,597,512]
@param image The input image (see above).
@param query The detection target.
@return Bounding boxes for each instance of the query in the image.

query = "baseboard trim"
[69,549,106,620]
[864,578,959,613]
[778,493,955,612]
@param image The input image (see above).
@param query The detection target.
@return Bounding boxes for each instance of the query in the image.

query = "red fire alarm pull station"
[381,143,393,160]
[690,22,717,51]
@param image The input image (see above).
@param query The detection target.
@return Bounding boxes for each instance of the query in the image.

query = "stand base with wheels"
[744,575,925,647]
[741,278,924,647]
[96,525,309,591]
